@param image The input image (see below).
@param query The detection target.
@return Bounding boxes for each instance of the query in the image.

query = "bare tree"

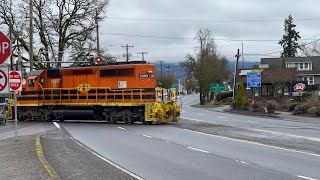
[266,60,296,97]
[157,74,176,89]
[300,42,320,57]
[180,28,229,105]
[0,0,109,69]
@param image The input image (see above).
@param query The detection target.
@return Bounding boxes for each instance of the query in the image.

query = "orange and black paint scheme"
[12,62,180,124]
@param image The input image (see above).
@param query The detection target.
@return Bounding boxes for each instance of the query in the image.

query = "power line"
[250,32,320,56]
[101,32,318,42]
[108,17,320,23]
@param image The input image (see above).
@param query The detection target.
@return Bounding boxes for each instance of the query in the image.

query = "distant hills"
[154,61,260,80]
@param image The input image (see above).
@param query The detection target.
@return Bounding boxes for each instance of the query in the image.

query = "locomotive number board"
[139,74,155,78]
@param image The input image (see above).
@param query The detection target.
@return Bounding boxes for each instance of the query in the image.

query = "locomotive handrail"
[35,86,150,105]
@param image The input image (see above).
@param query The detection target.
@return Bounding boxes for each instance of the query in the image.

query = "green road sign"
[170,84,177,89]
[210,84,225,92]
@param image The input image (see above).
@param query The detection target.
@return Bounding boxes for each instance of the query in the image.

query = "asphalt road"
[56,94,320,179]
[62,123,298,180]
[181,94,320,139]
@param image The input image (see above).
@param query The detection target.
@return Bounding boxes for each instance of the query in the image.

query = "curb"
[35,134,61,180]
[223,109,280,118]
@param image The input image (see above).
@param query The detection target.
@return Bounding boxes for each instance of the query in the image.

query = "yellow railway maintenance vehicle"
[6,61,180,124]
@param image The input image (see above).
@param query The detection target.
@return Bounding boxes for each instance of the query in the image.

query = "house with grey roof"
[261,56,320,91]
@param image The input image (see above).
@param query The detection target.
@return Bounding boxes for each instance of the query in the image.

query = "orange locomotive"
[13,61,180,124]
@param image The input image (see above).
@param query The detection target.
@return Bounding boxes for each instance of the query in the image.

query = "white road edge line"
[240,160,249,164]
[181,117,207,123]
[69,136,144,180]
[182,128,320,157]
[217,116,225,119]
[187,147,209,154]
[235,160,249,164]
[142,134,153,139]
[117,127,126,131]
[297,175,318,180]
[53,122,61,130]
[250,128,320,142]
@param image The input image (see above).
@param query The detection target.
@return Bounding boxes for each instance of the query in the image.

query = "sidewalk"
[202,104,320,124]
[276,111,320,124]
[0,135,51,180]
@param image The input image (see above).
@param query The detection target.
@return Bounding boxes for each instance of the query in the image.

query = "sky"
[99,0,320,63]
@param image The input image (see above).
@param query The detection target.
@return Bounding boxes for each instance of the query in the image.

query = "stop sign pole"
[9,70,21,139]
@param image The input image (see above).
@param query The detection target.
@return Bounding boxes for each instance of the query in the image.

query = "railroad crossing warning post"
[9,71,22,139]
[0,67,9,126]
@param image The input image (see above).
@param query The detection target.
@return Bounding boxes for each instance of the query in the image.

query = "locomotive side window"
[100,68,134,77]
[28,79,35,87]
[39,77,44,85]
[118,68,134,76]
[100,69,117,77]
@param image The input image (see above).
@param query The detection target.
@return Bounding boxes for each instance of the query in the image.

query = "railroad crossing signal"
[0,32,11,65]
[96,56,101,64]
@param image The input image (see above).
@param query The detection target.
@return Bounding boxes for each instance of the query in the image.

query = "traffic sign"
[170,84,177,89]
[0,67,9,94]
[9,71,22,91]
[247,72,261,88]
[211,84,225,92]
[0,32,11,64]
[293,83,306,92]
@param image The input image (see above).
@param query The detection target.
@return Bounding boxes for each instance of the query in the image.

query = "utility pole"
[95,10,101,57]
[9,16,13,71]
[121,44,134,62]
[137,51,148,61]
[241,41,244,69]
[157,60,165,80]
[233,49,240,100]
[29,0,33,71]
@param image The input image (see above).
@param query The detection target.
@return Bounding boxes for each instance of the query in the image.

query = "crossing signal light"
[96,56,101,64]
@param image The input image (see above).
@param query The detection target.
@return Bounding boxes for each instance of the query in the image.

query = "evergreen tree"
[278,15,301,57]
[236,82,246,108]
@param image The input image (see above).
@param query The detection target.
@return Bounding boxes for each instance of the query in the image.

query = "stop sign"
[9,71,22,91]
[0,32,11,65]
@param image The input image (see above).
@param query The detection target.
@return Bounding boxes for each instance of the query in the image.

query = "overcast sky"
[99,0,320,63]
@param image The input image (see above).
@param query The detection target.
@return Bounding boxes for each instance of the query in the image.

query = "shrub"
[236,82,246,108]
[300,102,312,113]
[266,100,278,113]
[216,91,233,101]
[308,107,318,115]
[288,103,298,111]
[243,101,251,111]
[251,101,263,112]
[293,105,302,115]
[302,92,314,101]
[315,107,320,117]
